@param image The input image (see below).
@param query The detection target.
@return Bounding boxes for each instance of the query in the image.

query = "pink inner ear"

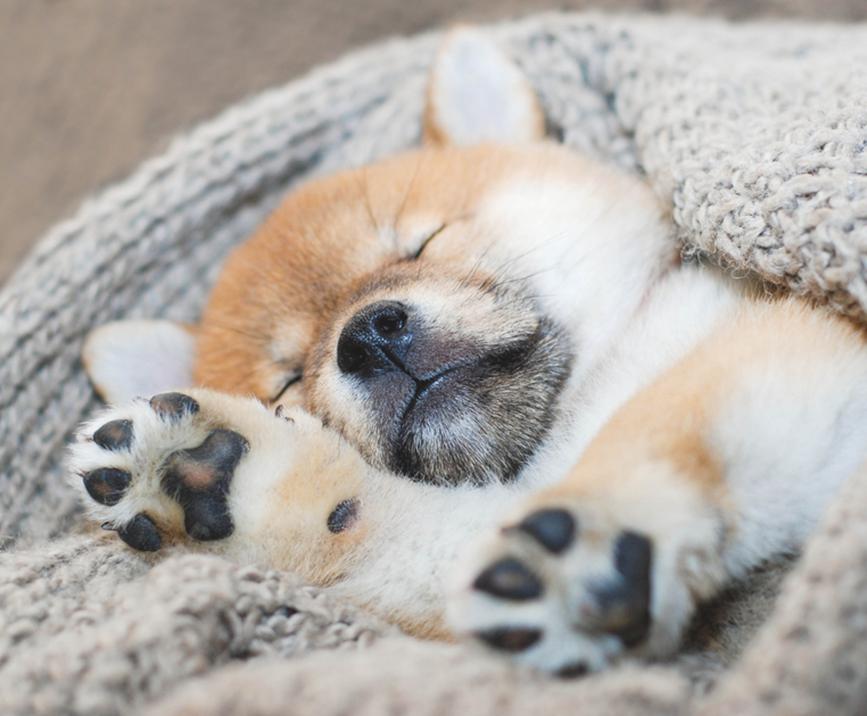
[427,29,544,147]
[83,320,196,404]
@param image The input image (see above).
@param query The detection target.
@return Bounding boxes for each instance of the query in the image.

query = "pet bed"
[1,12,866,715]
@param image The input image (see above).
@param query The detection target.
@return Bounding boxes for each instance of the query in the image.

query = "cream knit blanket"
[1,13,866,715]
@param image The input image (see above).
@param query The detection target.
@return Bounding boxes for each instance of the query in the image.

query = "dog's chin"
[389,370,497,486]
[378,324,573,487]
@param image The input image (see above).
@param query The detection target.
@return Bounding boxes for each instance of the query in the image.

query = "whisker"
[392,154,424,239]
[457,236,498,291]
[352,167,380,237]
[487,241,550,281]
[487,267,559,289]
[204,319,269,344]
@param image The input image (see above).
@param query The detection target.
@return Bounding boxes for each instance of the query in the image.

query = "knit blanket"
[2,12,867,715]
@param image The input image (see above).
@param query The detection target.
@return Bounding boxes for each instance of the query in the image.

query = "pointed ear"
[424,28,545,147]
[82,320,196,405]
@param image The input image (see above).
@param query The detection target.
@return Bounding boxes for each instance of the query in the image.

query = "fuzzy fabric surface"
[1,12,866,716]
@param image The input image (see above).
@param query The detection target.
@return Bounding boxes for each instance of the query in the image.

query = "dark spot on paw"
[163,429,249,541]
[82,467,131,506]
[327,498,359,534]
[555,661,589,679]
[587,530,652,646]
[117,513,162,552]
[515,508,576,554]
[473,557,543,601]
[476,626,542,652]
[149,392,200,421]
[93,419,134,451]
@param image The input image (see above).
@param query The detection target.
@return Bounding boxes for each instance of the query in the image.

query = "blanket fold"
[0,535,389,716]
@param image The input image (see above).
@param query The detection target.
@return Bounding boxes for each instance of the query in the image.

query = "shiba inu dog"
[69,30,867,677]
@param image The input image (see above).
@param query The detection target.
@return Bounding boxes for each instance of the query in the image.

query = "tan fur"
[544,297,864,502]
[197,142,643,398]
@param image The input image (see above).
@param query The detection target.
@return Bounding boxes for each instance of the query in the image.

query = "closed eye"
[272,373,302,403]
[410,223,447,260]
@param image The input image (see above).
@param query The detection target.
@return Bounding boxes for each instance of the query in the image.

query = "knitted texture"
[1,11,866,715]
[0,534,389,716]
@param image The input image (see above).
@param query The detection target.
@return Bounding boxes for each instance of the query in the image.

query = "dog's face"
[195,145,576,485]
[85,31,672,486]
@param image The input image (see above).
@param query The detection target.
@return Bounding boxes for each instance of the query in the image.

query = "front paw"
[449,498,723,676]
[69,391,250,550]
[69,390,369,585]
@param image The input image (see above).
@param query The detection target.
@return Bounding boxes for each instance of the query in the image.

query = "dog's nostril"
[337,338,370,374]
[372,309,406,338]
[336,301,413,376]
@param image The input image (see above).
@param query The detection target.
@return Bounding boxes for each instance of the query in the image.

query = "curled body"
[69,29,867,675]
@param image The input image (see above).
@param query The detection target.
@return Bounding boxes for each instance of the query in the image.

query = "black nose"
[337,301,412,375]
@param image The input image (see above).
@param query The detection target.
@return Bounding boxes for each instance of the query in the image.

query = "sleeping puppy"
[69,30,867,676]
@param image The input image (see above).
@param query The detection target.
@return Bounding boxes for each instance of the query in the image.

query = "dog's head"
[86,31,672,486]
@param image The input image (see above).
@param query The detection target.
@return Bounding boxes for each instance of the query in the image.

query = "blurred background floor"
[2,0,865,285]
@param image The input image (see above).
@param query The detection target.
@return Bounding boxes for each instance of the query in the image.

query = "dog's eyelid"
[272,372,303,402]
[411,223,447,260]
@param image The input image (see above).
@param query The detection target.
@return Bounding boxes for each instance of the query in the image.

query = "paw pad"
[116,513,162,552]
[515,508,576,554]
[149,392,200,420]
[163,429,249,540]
[476,626,542,652]
[587,531,652,646]
[83,467,131,506]
[555,662,589,679]
[473,557,543,601]
[461,503,658,674]
[78,392,251,551]
[92,419,134,451]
